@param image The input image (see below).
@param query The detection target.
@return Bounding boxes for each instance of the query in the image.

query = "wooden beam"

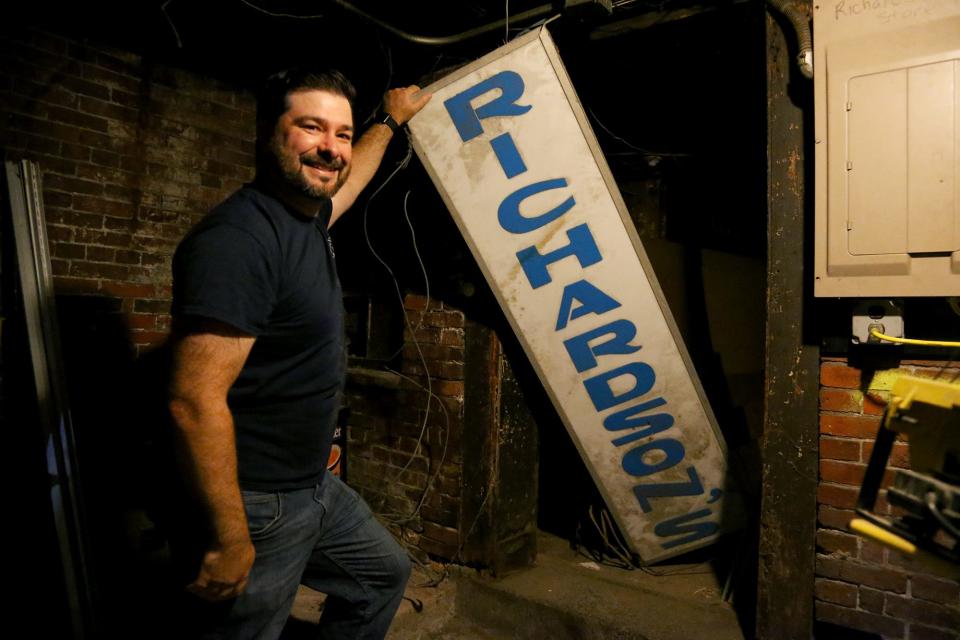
[756,5,819,639]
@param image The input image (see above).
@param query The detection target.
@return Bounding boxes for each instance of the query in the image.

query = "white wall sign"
[408,27,733,562]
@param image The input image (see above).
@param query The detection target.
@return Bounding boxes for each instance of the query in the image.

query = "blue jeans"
[178,471,410,640]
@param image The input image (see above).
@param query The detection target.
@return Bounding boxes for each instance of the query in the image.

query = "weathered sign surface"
[408,27,732,562]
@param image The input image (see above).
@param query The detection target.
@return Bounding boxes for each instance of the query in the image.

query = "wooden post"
[757,5,819,638]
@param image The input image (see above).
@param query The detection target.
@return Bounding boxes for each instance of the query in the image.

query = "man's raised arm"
[330,85,431,226]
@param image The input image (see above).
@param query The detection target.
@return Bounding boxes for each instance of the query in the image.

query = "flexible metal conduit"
[767,0,813,78]
[327,0,557,46]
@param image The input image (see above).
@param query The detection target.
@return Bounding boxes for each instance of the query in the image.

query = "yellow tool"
[851,375,959,571]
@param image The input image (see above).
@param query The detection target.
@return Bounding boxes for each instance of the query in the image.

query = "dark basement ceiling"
[4,0,769,253]
[5,1,752,92]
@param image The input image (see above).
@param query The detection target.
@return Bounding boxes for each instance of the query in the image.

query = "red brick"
[78,95,138,122]
[838,561,908,593]
[402,343,464,362]
[130,330,168,346]
[421,310,465,329]
[820,460,867,486]
[440,362,465,379]
[432,379,464,398]
[91,148,121,169]
[820,388,862,413]
[74,228,132,247]
[46,225,74,242]
[820,414,882,438]
[815,601,905,638]
[909,623,960,640]
[45,208,104,229]
[114,250,142,265]
[84,246,115,262]
[61,75,111,101]
[815,577,858,607]
[821,362,862,389]
[859,586,884,613]
[392,468,428,489]
[420,505,459,528]
[98,281,156,298]
[43,173,103,196]
[45,105,109,132]
[885,594,960,628]
[861,441,911,469]
[60,141,91,161]
[439,328,465,347]
[819,506,855,530]
[816,529,859,556]
[863,392,889,416]
[404,326,440,344]
[860,539,886,564]
[95,51,140,77]
[109,87,140,109]
[142,253,168,267]
[387,451,429,475]
[70,261,129,280]
[821,437,861,462]
[44,190,73,208]
[81,62,140,93]
[126,314,157,330]
[51,258,69,276]
[53,276,99,294]
[7,129,62,156]
[15,78,79,110]
[132,298,170,314]
[911,574,960,604]
[52,242,86,259]
[818,483,859,509]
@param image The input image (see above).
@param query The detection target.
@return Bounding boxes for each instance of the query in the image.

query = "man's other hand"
[384,85,432,125]
[187,540,256,602]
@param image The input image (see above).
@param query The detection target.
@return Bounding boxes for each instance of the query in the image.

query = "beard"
[270,136,350,200]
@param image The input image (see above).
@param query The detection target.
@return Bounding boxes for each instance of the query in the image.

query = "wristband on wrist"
[376,112,400,134]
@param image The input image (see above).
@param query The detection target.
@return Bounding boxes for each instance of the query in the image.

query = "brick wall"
[817,358,960,639]
[344,293,466,560]
[0,27,255,353]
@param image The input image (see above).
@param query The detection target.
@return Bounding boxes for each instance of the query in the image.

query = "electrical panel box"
[814,1,960,297]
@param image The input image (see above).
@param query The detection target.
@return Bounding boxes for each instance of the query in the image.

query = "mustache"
[300,154,345,171]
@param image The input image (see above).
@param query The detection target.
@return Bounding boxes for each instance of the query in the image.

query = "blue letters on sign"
[556,280,622,330]
[653,508,719,549]
[441,66,719,556]
[621,438,684,477]
[490,133,527,179]
[632,467,705,513]
[443,71,532,143]
[583,361,655,411]
[516,223,602,289]
[604,398,674,446]
[498,179,575,233]
[563,319,642,373]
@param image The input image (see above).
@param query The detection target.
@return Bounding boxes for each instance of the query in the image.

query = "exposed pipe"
[327,0,558,46]
[767,0,813,79]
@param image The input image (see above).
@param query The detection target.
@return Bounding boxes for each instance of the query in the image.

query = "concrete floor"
[285,531,746,640]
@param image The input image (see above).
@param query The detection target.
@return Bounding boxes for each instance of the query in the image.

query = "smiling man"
[167,69,430,639]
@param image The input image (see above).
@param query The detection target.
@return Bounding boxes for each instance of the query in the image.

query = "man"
[167,68,431,639]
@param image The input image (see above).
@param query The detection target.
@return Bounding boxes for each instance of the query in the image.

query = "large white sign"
[408,27,732,562]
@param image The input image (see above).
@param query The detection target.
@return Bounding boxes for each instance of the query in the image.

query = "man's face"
[269,89,354,200]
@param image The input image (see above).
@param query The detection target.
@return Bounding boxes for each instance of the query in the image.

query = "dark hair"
[255,67,357,136]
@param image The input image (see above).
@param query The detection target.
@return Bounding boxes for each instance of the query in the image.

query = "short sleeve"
[172,222,278,336]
